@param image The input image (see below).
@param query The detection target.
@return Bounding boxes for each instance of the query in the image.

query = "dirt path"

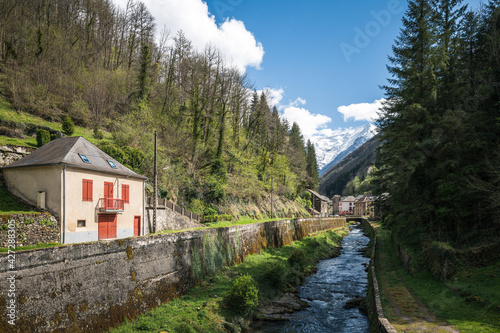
[372,222,460,333]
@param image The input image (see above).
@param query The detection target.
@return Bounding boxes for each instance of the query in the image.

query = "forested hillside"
[0,0,319,218]
[375,0,500,250]
[319,136,379,197]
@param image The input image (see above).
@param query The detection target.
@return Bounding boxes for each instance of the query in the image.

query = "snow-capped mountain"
[313,123,377,176]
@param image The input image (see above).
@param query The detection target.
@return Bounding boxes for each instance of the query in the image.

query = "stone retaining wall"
[0,214,59,247]
[0,217,346,332]
[360,219,397,333]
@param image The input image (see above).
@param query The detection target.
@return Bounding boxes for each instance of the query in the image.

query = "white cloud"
[114,0,264,72]
[337,98,385,122]
[255,87,284,108]
[282,104,331,139]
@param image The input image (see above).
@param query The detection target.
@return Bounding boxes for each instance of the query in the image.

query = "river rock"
[257,293,309,321]
[344,297,367,315]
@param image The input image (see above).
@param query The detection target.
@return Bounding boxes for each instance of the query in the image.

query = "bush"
[93,126,104,140]
[224,275,258,315]
[262,261,287,290]
[36,129,50,147]
[62,116,75,136]
[204,176,226,203]
[203,214,233,223]
[288,248,307,269]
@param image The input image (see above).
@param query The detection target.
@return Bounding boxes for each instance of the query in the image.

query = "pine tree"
[305,139,319,190]
[377,0,439,236]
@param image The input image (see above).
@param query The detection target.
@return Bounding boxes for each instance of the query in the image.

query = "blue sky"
[115,0,484,138]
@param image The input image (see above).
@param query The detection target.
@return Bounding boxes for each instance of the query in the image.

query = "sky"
[113,0,484,141]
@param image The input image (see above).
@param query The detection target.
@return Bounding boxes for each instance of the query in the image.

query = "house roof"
[2,137,147,180]
[308,189,330,202]
[340,196,356,202]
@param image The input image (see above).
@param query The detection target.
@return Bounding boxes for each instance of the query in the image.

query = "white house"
[2,137,147,244]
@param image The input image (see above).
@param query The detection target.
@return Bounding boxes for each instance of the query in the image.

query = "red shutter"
[104,182,113,199]
[83,179,93,201]
[122,184,129,204]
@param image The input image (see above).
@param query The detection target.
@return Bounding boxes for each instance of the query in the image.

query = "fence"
[146,197,200,222]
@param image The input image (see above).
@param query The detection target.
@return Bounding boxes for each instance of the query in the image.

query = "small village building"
[330,195,341,215]
[308,189,330,217]
[354,195,365,216]
[339,195,356,214]
[1,137,147,244]
[354,195,373,216]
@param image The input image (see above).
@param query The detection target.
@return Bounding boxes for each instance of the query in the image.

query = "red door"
[134,216,141,236]
[98,214,117,240]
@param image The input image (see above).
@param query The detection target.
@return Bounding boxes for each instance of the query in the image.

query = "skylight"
[107,160,117,169]
[79,154,90,164]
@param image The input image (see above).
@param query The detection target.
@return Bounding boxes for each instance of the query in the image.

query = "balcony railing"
[99,198,124,213]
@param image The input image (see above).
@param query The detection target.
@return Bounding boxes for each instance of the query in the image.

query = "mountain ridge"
[313,123,376,176]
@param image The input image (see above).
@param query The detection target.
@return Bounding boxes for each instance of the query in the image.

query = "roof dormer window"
[79,154,90,164]
[107,160,117,169]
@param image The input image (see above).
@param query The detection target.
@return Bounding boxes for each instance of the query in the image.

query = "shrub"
[262,261,287,290]
[288,247,307,269]
[36,129,50,147]
[203,214,233,223]
[204,176,226,203]
[93,126,104,140]
[62,116,75,136]
[225,274,258,315]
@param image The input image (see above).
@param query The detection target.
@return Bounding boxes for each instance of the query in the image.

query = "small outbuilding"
[2,137,147,244]
[308,189,331,217]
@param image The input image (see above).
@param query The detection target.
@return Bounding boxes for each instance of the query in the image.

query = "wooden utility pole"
[153,131,157,233]
[271,176,273,219]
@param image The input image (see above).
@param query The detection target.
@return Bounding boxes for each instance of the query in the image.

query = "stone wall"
[361,219,397,333]
[0,145,34,167]
[0,217,345,333]
[144,206,204,234]
[0,214,59,247]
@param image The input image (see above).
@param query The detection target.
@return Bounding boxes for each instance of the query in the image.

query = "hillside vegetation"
[0,0,320,219]
[319,136,379,197]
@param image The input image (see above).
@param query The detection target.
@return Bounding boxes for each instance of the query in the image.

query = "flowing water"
[251,225,371,333]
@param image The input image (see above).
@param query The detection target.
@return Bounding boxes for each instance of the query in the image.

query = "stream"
[251,225,371,333]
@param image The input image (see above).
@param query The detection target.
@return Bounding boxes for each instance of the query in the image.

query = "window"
[79,153,90,163]
[122,184,130,204]
[82,179,93,201]
[107,160,117,169]
[77,220,86,227]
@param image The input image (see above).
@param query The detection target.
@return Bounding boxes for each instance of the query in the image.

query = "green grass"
[0,95,111,147]
[110,228,348,333]
[153,217,293,235]
[0,242,61,253]
[0,179,37,214]
[375,223,500,333]
[204,217,289,228]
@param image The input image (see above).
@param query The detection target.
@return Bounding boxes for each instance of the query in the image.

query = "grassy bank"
[374,223,500,332]
[110,227,348,333]
[0,95,111,147]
